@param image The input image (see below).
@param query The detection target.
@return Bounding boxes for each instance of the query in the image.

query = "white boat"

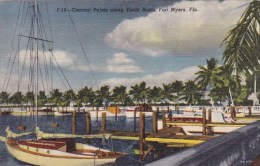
[125,109,153,118]
[125,105,154,118]
[88,110,126,118]
[180,125,241,135]
[6,138,122,166]
[158,111,237,135]
[54,111,72,116]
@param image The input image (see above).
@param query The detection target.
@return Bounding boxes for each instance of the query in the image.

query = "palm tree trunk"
[228,88,234,106]
[254,73,257,105]
[210,96,214,107]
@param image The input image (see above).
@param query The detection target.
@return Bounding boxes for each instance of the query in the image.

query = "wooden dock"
[101,127,214,147]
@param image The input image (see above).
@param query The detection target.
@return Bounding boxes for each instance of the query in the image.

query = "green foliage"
[49,89,63,106]
[0,91,10,104]
[129,81,150,104]
[222,0,260,94]
[111,85,129,106]
[95,85,111,106]
[9,91,23,105]
[234,86,249,105]
[181,80,203,105]
[38,91,47,106]
[147,86,163,104]
[77,86,95,106]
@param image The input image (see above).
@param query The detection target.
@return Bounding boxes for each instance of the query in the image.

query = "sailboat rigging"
[3,1,124,165]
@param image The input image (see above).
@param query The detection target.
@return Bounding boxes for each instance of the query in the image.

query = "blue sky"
[0,0,250,92]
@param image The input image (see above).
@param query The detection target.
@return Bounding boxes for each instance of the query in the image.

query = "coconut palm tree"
[195,58,222,105]
[129,81,150,104]
[77,86,95,106]
[181,80,202,105]
[172,80,184,105]
[0,91,10,105]
[38,91,47,106]
[95,85,111,106]
[10,91,23,105]
[218,65,241,105]
[49,89,62,106]
[161,83,174,104]
[210,83,229,105]
[222,0,260,104]
[223,0,260,76]
[24,91,34,106]
[147,86,163,104]
[111,85,129,105]
[63,89,76,106]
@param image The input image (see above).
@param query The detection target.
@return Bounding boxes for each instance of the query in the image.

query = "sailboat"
[4,1,124,165]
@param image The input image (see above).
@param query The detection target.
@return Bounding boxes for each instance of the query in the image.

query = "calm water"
[0,114,180,166]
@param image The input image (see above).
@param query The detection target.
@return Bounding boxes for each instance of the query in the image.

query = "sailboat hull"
[6,140,118,166]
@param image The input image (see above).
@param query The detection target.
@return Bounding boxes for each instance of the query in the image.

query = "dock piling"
[202,108,206,135]
[115,105,118,121]
[175,105,179,114]
[101,112,106,132]
[249,106,252,117]
[139,112,145,161]
[72,110,76,134]
[134,108,137,132]
[231,106,236,119]
[96,107,99,121]
[152,111,158,133]
[208,109,212,122]
[86,112,91,135]
[207,109,212,135]
[162,110,166,129]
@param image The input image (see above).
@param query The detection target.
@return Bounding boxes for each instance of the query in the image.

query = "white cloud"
[18,50,142,74]
[18,50,91,72]
[106,52,142,73]
[98,66,198,87]
[105,0,250,56]
[107,52,133,64]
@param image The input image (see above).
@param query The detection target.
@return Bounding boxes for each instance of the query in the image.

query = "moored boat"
[6,137,123,166]
[0,110,11,115]
[125,105,154,118]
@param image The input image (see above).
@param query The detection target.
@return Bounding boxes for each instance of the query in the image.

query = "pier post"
[139,112,145,160]
[29,107,32,116]
[96,106,99,122]
[101,112,106,132]
[86,112,91,135]
[115,105,118,121]
[207,109,212,135]
[162,110,166,129]
[208,109,212,122]
[231,106,236,119]
[202,108,206,135]
[152,111,158,133]
[134,108,137,132]
[175,105,179,114]
[72,110,76,134]
[248,106,252,117]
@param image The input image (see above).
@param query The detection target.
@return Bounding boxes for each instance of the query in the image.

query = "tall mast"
[35,0,39,127]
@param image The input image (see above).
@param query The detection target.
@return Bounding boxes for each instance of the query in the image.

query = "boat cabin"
[19,138,76,152]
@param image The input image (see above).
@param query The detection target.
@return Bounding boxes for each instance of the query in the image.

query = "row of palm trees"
[0,56,255,107]
[0,80,203,107]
